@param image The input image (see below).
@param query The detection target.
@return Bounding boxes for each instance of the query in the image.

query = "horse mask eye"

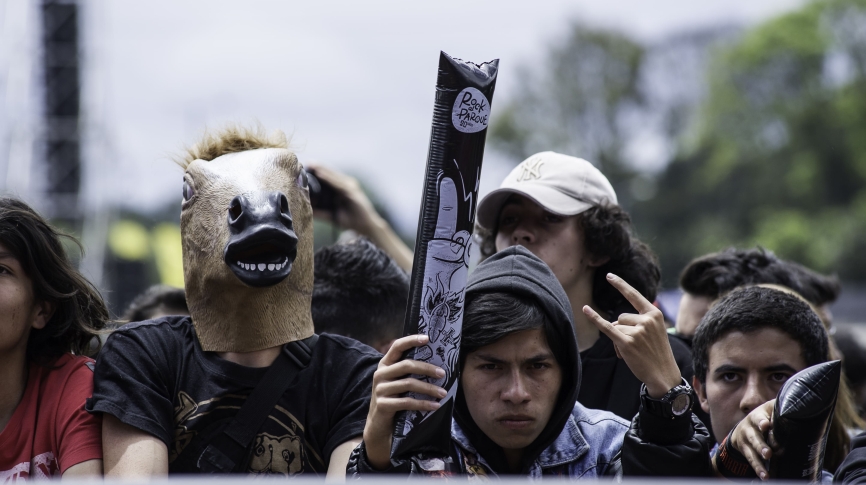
[183,180,195,201]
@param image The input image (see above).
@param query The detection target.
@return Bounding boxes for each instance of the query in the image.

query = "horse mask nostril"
[228,197,244,224]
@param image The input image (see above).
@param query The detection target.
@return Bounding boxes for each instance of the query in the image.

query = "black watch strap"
[640,377,693,420]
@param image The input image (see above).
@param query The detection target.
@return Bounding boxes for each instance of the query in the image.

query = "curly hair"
[0,197,108,365]
[679,247,840,306]
[476,203,660,317]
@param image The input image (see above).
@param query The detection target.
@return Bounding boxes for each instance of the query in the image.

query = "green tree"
[489,22,645,203]
[636,0,866,284]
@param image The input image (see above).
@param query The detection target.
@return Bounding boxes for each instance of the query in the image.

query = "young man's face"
[494,195,594,293]
[694,327,807,440]
[462,327,562,453]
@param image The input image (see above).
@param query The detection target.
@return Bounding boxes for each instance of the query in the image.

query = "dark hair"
[461,290,571,383]
[680,247,840,306]
[692,286,829,384]
[311,238,409,346]
[477,203,660,317]
[0,197,108,365]
[122,284,188,323]
[835,327,866,387]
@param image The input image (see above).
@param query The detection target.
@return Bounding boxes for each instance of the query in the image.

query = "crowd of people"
[3,125,866,482]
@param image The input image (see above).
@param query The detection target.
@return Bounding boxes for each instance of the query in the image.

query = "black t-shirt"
[86,316,379,476]
[578,333,695,421]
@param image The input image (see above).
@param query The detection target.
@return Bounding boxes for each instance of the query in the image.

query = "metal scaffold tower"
[41,0,81,231]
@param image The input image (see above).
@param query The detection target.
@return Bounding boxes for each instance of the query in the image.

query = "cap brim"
[476,185,594,230]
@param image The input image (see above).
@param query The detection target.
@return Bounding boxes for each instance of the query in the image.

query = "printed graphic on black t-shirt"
[86,317,379,476]
[171,391,323,473]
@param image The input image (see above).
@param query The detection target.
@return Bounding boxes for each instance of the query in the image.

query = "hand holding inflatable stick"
[390,52,498,461]
[718,361,841,481]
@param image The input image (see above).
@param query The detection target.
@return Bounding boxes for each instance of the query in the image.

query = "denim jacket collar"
[450,408,589,471]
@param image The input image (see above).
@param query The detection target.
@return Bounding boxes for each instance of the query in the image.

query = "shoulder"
[36,354,95,392]
[103,316,193,352]
[561,403,626,474]
[667,334,693,365]
[572,402,630,431]
[316,333,382,365]
[572,402,629,453]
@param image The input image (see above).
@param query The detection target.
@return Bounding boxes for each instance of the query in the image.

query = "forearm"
[360,215,413,273]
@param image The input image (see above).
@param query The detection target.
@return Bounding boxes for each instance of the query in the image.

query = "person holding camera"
[306,165,413,272]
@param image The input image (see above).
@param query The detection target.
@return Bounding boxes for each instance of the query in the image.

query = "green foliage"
[489,22,645,203]
[639,0,866,284]
[492,0,866,285]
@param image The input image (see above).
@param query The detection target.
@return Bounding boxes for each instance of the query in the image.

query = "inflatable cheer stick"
[769,360,841,481]
[390,52,498,460]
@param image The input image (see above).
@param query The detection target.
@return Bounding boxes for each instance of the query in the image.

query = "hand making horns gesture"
[582,273,682,399]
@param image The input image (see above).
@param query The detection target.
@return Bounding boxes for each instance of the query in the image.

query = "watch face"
[672,392,691,416]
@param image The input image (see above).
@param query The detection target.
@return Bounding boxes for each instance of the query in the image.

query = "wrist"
[362,429,392,471]
[646,373,683,399]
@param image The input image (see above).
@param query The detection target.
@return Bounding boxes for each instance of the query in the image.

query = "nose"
[739,375,770,415]
[510,221,535,245]
[501,369,532,404]
[227,191,294,234]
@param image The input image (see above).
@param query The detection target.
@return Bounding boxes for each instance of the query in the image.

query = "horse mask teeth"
[180,141,314,353]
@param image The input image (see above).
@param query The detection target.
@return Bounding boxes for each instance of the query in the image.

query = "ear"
[30,300,56,331]
[693,375,710,414]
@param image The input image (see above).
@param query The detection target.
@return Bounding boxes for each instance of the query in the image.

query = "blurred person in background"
[673,247,861,470]
[0,197,107,478]
[834,326,866,419]
[120,284,188,324]
[312,237,408,353]
[473,151,693,422]
[305,165,413,272]
[674,247,841,344]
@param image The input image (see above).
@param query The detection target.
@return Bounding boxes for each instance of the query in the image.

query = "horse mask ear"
[181,146,314,352]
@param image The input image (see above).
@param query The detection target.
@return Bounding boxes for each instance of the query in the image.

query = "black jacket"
[621,403,714,477]
[835,430,866,483]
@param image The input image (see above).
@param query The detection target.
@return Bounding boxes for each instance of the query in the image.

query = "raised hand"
[728,400,776,481]
[582,273,681,398]
[362,335,447,470]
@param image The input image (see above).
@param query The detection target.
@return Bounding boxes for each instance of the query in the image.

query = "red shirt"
[0,354,102,480]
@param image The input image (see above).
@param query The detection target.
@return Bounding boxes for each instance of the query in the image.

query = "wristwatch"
[640,377,693,420]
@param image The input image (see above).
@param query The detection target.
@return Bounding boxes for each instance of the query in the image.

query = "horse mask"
[177,127,314,352]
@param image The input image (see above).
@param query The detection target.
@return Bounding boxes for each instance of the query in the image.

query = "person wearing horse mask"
[86,126,380,478]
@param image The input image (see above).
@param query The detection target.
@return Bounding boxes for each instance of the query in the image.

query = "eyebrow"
[473,353,555,365]
[712,364,745,375]
[0,252,15,261]
[713,363,799,375]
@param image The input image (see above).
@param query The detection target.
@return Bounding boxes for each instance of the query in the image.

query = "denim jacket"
[347,402,629,480]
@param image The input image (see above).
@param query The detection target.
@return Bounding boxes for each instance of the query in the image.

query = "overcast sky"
[2,0,807,233]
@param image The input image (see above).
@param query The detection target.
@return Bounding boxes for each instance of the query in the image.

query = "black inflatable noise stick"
[390,52,498,462]
[769,360,841,481]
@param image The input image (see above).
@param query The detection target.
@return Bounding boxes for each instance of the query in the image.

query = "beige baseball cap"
[476,151,618,230]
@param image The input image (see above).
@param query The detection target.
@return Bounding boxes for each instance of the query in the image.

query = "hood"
[454,245,580,474]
